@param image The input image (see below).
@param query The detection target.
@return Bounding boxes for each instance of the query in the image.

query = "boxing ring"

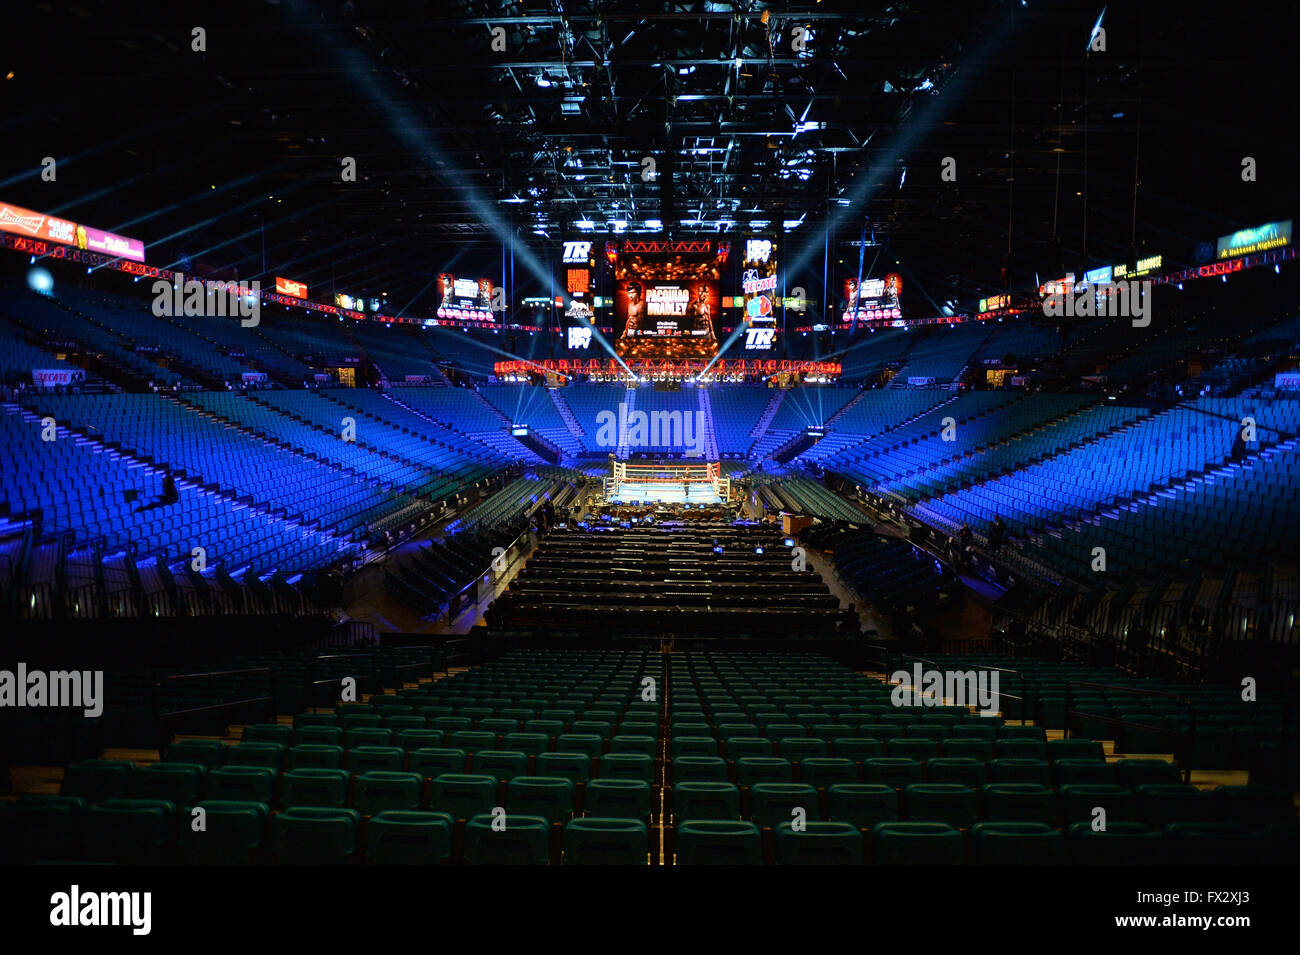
[604,461,730,504]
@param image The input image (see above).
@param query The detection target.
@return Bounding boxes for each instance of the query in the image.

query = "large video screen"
[611,240,724,360]
[843,273,903,323]
[436,273,495,322]
[738,236,779,350]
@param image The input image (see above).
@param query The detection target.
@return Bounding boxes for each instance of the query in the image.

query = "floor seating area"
[8,648,1292,865]
[486,523,856,637]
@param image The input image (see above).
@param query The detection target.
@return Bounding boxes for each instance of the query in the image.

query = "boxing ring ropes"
[604,460,730,503]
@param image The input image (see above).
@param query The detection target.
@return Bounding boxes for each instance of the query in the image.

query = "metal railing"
[155,666,275,757]
[1064,680,1196,782]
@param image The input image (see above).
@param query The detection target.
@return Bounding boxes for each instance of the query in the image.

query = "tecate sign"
[275,277,308,298]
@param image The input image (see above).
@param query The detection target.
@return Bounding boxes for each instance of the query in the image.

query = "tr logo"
[562,241,592,263]
[745,327,776,348]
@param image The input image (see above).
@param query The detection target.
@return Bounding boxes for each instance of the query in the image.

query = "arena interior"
[0,0,1296,918]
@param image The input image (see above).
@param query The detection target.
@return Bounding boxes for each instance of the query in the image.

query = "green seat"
[563,818,648,865]
[1052,758,1115,787]
[395,729,444,752]
[225,742,285,771]
[507,776,576,824]
[941,739,993,762]
[166,740,225,770]
[904,783,978,828]
[338,709,378,727]
[971,821,1065,864]
[925,757,987,788]
[557,733,604,758]
[180,800,267,864]
[205,766,275,803]
[241,723,292,746]
[346,746,404,774]
[717,723,760,742]
[827,784,899,830]
[535,752,591,784]
[988,758,1051,786]
[1047,738,1106,762]
[293,712,339,729]
[353,771,424,815]
[620,721,659,738]
[736,757,794,788]
[448,730,497,754]
[571,720,613,741]
[672,756,729,783]
[366,811,454,864]
[887,738,940,761]
[870,822,964,865]
[750,783,819,829]
[279,768,350,808]
[294,725,344,747]
[862,758,924,789]
[1067,821,1166,864]
[773,820,863,865]
[610,735,656,757]
[1214,785,1296,828]
[583,779,652,821]
[951,723,996,741]
[981,783,1056,824]
[1163,822,1260,865]
[1116,758,1181,789]
[464,813,551,864]
[60,759,134,803]
[995,739,1047,760]
[344,727,394,749]
[725,737,774,760]
[271,807,359,864]
[429,773,498,821]
[778,737,829,762]
[385,715,428,733]
[833,738,883,762]
[998,725,1046,741]
[130,762,205,804]
[407,748,467,778]
[432,716,473,734]
[1136,784,1215,828]
[84,799,176,865]
[671,736,718,758]
[286,744,344,771]
[1,796,87,862]
[474,750,529,782]
[598,753,654,784]
[525,719,565,739]
[675,820,762,865]
[799,757,859,788]
[1057,783,1136,825]
[672,781,741,821]
[503,732,550,757]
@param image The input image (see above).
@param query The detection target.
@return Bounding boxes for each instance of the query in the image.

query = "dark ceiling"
[3,0,1295,315]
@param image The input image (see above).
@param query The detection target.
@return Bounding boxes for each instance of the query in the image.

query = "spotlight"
[754,545,764,555]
